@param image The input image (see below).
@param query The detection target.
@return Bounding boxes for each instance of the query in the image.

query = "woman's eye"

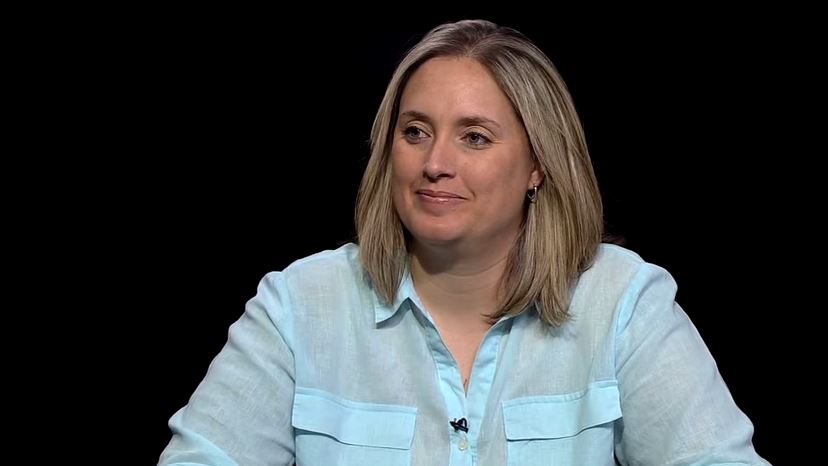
[403,126,426,141]
[465,132,492,147]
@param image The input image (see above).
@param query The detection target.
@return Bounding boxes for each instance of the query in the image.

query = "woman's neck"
[409,242,510,322]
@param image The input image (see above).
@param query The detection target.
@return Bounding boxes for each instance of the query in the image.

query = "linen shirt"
[159,243,769,465]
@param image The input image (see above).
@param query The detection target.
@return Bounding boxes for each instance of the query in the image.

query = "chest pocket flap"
[292,387,417,449]
[502,380,622,440]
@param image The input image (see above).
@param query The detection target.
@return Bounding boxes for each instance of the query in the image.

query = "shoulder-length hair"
[356,19,603,326]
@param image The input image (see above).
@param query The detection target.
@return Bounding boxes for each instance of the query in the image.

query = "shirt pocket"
[502,380,622,466]
[292,387,417,466]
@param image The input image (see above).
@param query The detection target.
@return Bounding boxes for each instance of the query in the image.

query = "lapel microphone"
[449,417,469,433]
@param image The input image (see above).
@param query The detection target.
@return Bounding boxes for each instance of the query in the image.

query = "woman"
[160,19,768,465]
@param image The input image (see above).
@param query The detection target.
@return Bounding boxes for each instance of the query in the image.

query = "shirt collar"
[373,266,536,325]
[374,267,419,325]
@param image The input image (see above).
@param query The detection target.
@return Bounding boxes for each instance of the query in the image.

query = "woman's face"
[391,57,542,252]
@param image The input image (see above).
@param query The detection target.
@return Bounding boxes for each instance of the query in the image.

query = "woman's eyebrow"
[399,110,501,129]
[398,110,432,124]
[456,115,501,130]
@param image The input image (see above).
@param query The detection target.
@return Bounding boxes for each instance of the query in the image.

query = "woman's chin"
[410,230,465,248]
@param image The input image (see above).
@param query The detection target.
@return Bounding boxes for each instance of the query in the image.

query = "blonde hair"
[356,19,603,326]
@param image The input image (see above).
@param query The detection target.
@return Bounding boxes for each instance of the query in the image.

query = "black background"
[107,11,800,464]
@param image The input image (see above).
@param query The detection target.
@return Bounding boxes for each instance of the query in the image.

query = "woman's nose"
[422,138,456,180]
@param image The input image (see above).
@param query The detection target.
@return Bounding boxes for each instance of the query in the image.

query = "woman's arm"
[159,272,295,466]
[614,264,770,465]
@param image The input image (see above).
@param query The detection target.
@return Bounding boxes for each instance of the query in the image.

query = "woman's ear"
[529,166,545,189]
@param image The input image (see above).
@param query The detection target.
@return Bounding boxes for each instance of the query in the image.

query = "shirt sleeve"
[613,264,770,465]
[158,272,296,466]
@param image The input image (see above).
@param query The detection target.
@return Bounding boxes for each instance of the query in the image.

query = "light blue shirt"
[159,243,769,465]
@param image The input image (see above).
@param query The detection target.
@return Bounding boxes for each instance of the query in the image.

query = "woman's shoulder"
[593,243,671,274]
[593,243,645,270]
[576,243,676,298]
[566,243,678,329]
[256,243,368,314]
[273,242,363,284]
[281,242,360,271]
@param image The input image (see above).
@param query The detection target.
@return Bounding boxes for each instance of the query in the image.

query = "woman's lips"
[415,189,465,209]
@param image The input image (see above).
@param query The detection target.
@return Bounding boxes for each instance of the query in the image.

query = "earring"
[527,185,538,203]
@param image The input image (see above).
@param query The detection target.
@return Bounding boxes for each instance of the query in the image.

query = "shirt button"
[458,437,468,451]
